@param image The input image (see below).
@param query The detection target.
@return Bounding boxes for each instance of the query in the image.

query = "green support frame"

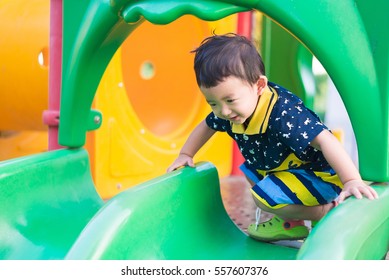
[0,0,388,260]
[60,0,388,181]
[261,17,316,110]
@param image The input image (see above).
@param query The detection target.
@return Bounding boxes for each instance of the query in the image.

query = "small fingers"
[359,185,379,200]
[350,187,363,200]
[338,184,379,203]
[337,191,349,204]
[187,158,195,167]
[167,158,195,173]
[350,185,378,200]
[166,162,184,173]
[166,165,178,173]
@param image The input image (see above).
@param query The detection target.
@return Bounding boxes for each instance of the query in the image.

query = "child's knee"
[244,175,256,187]
[251,194,277,213]
[272,203,332,221]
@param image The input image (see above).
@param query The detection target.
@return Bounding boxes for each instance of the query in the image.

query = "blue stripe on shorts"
[292,169,340,203]
[239,163,261,184]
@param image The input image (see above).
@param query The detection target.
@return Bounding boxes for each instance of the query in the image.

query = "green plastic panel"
[38,0,389,260]
[298,184,389,260]
[250,0,389,181]
[60,0,248,148]
[0,149,104,260]
[261,17,315,110]
[0,153,387,260]
[121,0,249,24]
[65,162,298,260]
[60,0,388,181]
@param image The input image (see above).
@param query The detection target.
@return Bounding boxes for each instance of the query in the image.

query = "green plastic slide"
[65,162,298,260]
[298,184,389,260]
[0,150,387,259]
[0,149,104,260]
[0,150,297,260]
[1,0,388,260]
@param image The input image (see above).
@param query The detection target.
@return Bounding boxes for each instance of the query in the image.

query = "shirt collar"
[231,86,278,135]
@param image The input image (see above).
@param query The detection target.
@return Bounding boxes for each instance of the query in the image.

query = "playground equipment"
[0,0,237,199]
[90,15,237,198]
[0,0,388,260]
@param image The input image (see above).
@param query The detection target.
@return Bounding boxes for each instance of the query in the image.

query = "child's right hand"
[166,153,195,172]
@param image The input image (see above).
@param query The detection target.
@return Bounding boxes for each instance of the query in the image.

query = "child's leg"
[248,196,336,242]
[251,194,335,221]
[242,167,342,241]
[245,169,342,221]
[244,170,341,241]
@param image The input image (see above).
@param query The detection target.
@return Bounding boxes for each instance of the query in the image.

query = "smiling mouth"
[229,116,241,122]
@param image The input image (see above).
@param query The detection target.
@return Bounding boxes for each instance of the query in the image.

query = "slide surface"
[1,0,388,260]
[0,149,104,260]
[65,162,298,260]
[0,150,387,260]
[0,149,297,260]
[298,183,389,260]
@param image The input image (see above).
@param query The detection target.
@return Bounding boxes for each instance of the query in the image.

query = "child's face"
[201,76,263,125]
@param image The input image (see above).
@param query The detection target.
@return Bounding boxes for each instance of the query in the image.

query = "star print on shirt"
[301,132,308,139]
[273,86,328,155]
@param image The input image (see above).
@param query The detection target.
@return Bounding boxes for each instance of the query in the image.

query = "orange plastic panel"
[0,0,49,131]
[92,15,237,199]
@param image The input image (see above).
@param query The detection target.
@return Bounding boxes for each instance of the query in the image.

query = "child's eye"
[226,99,236,103]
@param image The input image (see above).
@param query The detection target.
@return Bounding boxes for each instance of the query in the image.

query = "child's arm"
[310,129,378,203]
[167,120,216,172]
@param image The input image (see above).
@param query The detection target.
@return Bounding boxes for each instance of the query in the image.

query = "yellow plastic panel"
[0,0,237,198]
[0,131,48,161]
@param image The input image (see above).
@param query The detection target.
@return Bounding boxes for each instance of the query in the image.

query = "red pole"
[237,11,253,39]
[43,0,63,150]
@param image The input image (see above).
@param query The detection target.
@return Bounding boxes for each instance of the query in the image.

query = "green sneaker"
[247,215,309,242]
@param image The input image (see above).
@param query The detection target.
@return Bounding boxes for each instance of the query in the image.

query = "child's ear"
[256,75,268,95]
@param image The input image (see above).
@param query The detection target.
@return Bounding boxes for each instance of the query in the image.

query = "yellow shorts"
[241,165,343,209]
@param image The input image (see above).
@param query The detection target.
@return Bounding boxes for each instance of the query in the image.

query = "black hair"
[191,33,265,88]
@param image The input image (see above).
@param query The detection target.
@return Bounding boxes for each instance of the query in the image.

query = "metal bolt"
[94,115,101,124]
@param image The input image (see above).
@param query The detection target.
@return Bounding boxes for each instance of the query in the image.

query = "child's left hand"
[337,179,379,203]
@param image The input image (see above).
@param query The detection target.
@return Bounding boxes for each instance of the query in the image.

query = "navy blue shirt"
[206,82,331,179]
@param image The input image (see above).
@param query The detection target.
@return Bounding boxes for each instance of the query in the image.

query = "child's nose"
[220,105,231,117]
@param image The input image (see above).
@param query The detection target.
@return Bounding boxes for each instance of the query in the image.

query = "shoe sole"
[247,233,308,242]
[247,224,309,242]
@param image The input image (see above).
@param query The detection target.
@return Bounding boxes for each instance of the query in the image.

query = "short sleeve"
[271,95,328,155]
[205,112,230,132]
